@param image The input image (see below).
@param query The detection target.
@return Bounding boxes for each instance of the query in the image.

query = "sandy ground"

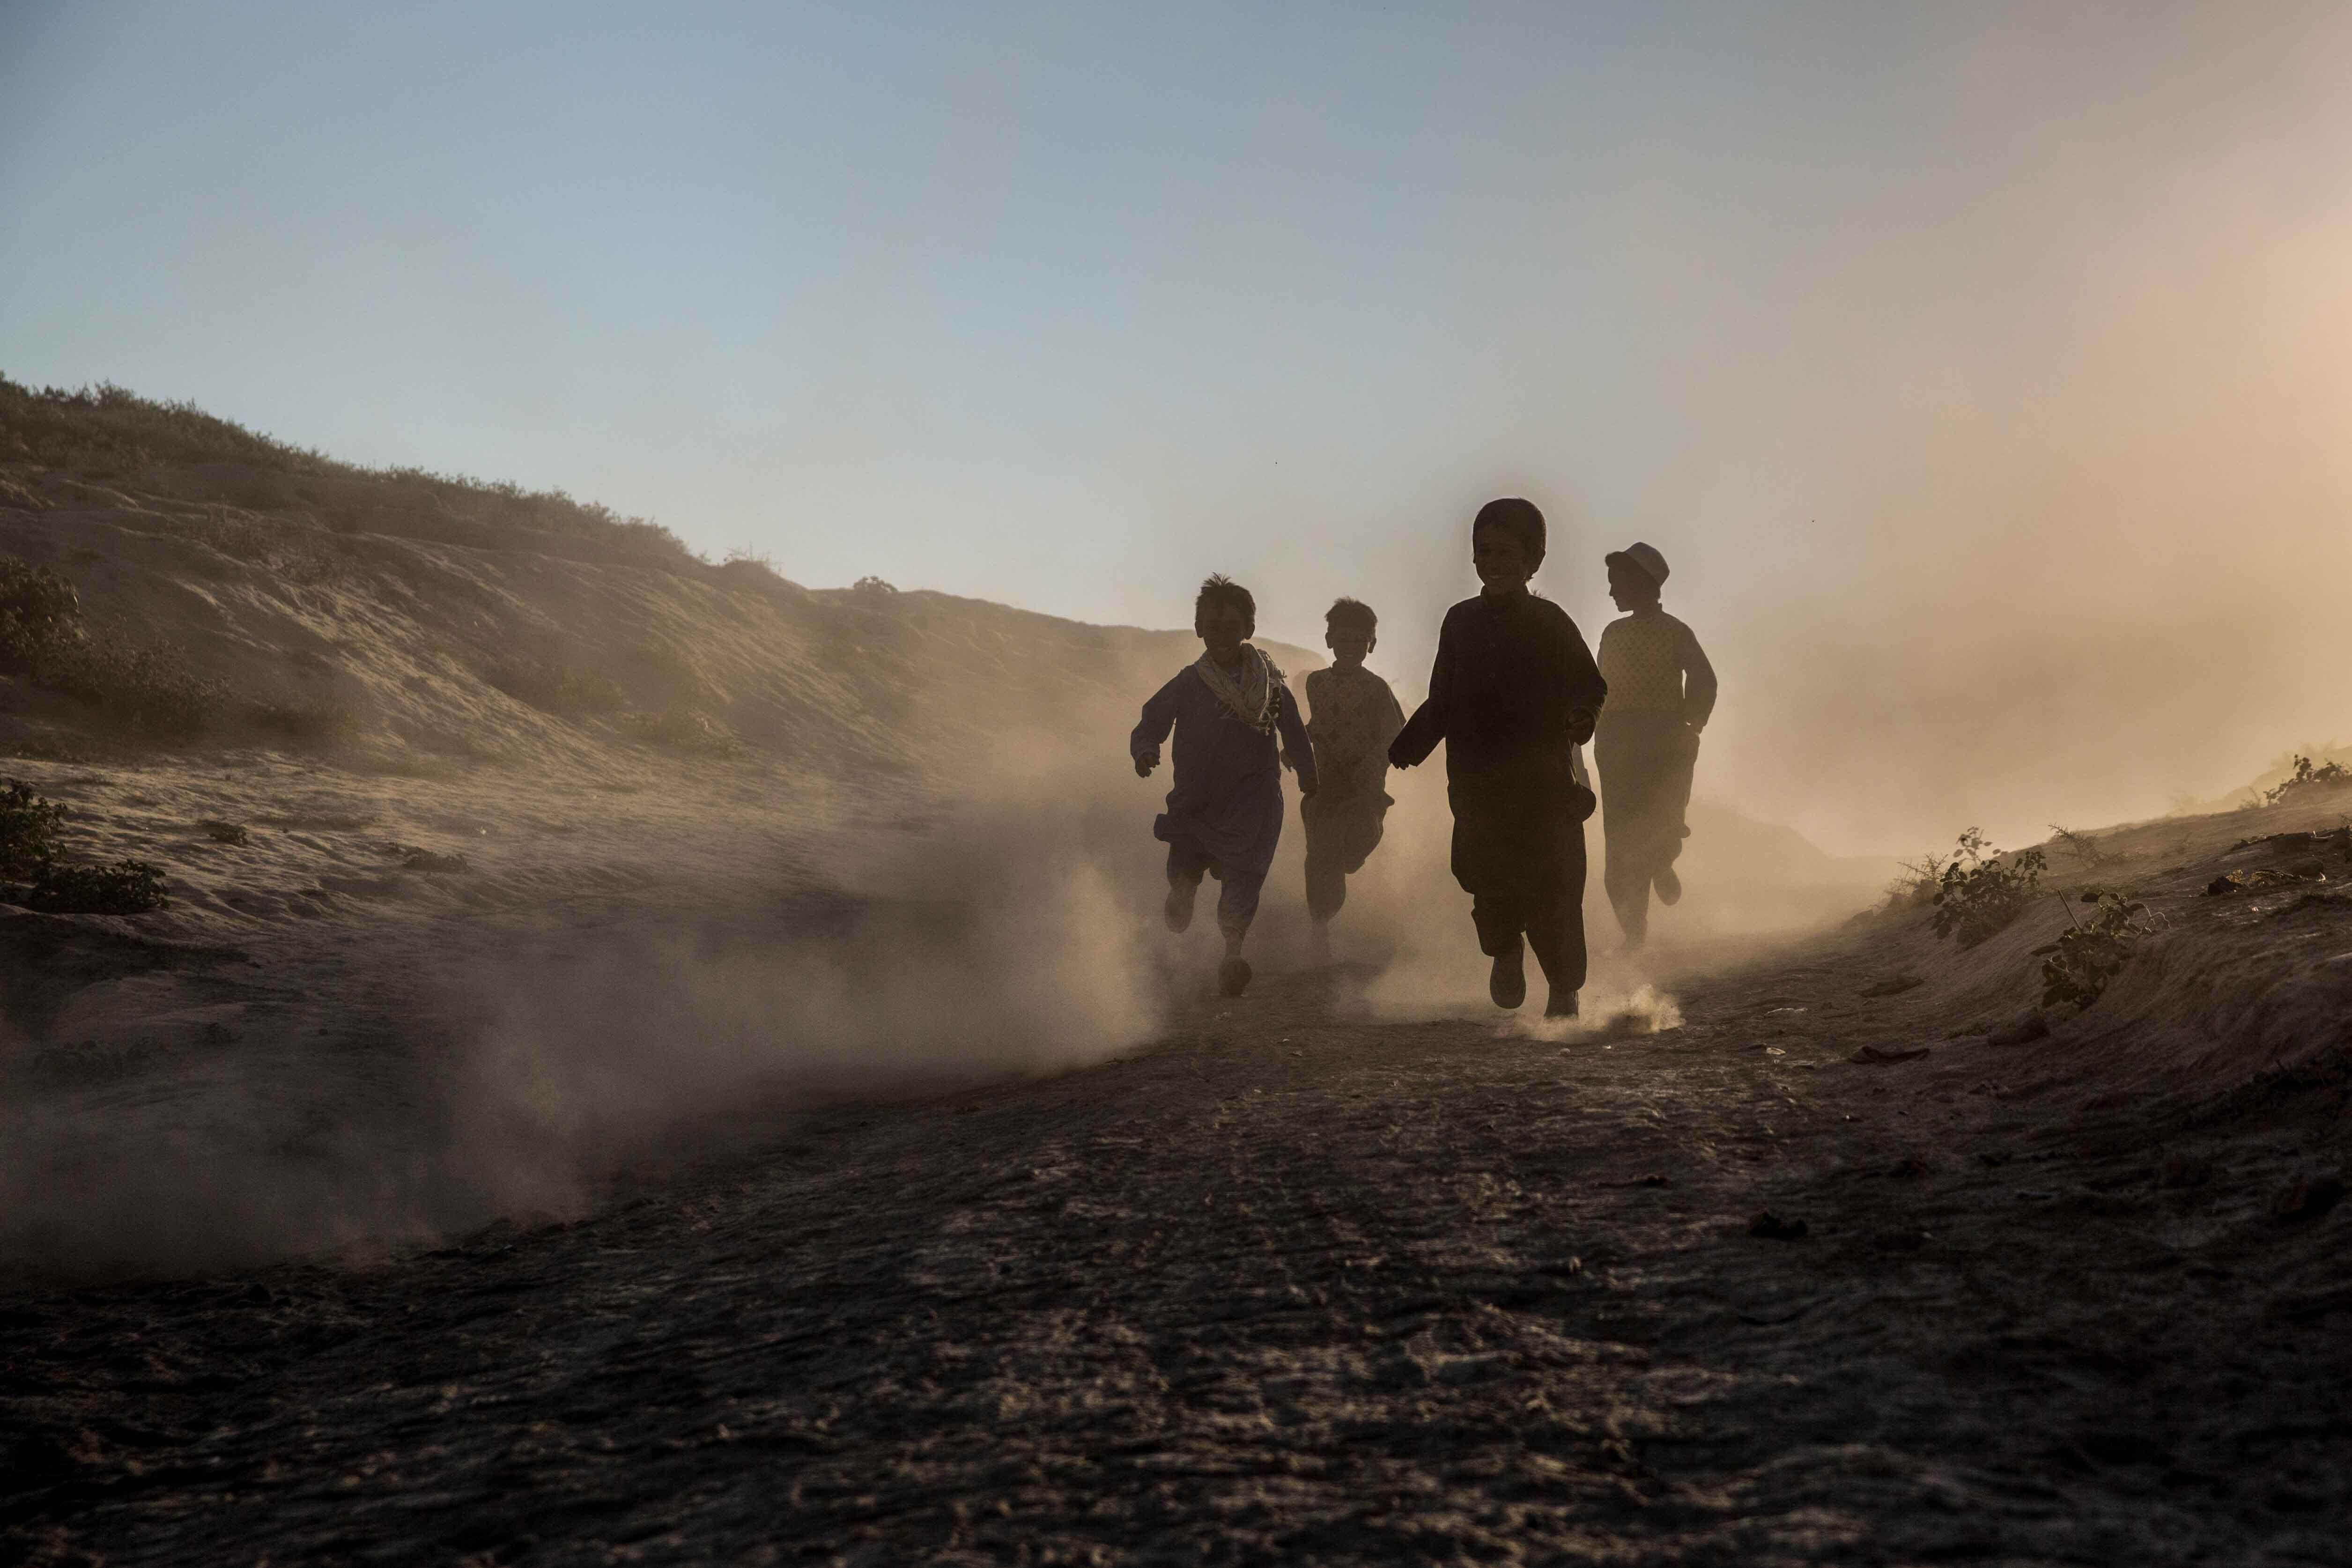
[6,790,2352,1565]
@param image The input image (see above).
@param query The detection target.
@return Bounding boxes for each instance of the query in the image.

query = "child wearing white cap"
[1595,542,1716,950]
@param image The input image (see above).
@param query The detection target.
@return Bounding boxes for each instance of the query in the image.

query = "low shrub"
[22,859,169,915]
[2266,754,2352,807]
[1882,849,1949,912]
[0,552,225,731]
[2046,824,2111,866]
[1930,828,2047,949]
[40,633,226,731]
[0,556,81,671]
[2035,890,2157,1011]
[0,777,64,879]
[0,777,171,912]
[201,820,250,846]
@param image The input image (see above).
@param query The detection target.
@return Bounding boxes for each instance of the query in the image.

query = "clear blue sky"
[6,2,2349,849]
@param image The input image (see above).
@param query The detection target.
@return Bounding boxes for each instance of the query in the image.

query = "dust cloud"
[0,783,1169,1282]
[1672,141,2352,857]
[0,652,1879,1282]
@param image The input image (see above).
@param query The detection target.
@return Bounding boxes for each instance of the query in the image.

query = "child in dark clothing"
[1132,575,1318,998]
[1301,598,1405,962]
[1595,541,1716,951]
[1389,499,1608,1016]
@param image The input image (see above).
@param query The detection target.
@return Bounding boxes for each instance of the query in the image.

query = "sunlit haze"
[6,1,2348,851]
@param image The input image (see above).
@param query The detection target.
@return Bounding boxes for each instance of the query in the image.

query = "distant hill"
[1,374,1878,931]
[0,375,1321,783]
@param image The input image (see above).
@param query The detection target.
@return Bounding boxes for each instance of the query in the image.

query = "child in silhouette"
[1301,598,1405,961]
[1132,575,1317,997]
[1594,542,1716,951]
[1390,500,1606,1017]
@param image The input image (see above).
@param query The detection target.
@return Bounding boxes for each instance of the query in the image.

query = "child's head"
[1470,498,1545,595]
[1194,574,1256,660]
[1324,597,1377,668]
[1604,542,1669,612]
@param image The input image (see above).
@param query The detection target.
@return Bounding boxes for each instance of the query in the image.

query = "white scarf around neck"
[1193,646,1280,734]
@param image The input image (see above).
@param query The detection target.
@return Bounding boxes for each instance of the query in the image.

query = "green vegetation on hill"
[0,775,169,912]
[0,554,224,731]
[0,374,696,570]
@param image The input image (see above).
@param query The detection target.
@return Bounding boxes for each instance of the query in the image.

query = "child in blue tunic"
[1131,575,1318,997]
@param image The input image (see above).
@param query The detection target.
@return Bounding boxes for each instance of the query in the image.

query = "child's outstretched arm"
[1390,624,1455,768]
[1131,674,1182,776]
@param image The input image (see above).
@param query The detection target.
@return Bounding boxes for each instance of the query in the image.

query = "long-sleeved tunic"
[1391,592,1607,902]
[1131,659,1317,877]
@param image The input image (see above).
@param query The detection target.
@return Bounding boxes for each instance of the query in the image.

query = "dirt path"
[7,924,2351,1567]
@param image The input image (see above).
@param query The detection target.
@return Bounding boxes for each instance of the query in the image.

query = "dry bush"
[2266,754,2352,807]
[0,553,225,731]
[2035,889,2157,1011]
[1881,849,1948,912]
[1930,828,2047,949]
[0,776,168,913]
[0,555,81,669]
[2046,824,2112,866]
[0,777,64,879]
[22,859,169,915]
[40,633,226,732]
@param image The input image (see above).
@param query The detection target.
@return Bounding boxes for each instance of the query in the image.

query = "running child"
[1593,541,1716,950]
[1301,597,1405,961]
[1389,499,1607,1017]
[1132,575,1318,997]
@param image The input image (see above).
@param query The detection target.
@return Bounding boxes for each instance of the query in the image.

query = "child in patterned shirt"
[1594,542,1717,950]
[1301,598,1405,961]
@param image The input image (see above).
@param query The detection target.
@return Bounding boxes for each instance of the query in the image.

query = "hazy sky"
[5,2,2349,851]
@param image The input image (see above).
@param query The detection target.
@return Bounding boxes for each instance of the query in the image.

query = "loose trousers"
[1450,766,1590,999]
[1166,837,1266,941]
[1301,791,1389,922]
[1595,712,1698,944]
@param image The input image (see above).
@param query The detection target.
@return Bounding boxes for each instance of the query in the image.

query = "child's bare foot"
[1488,940,1526,1009]
[1655,865,1681,906]
[1164,879,1197,933]
[1218,954,1253,997]
[1544,989,1579,1019]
